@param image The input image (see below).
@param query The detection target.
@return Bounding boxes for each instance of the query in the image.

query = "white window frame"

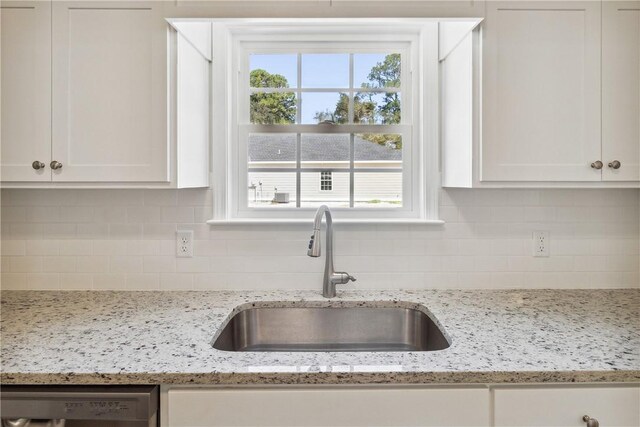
[209,20,441,224]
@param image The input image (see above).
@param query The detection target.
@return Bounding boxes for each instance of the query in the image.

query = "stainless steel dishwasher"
[0,386,158,427]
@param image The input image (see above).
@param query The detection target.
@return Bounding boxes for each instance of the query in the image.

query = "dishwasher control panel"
[1,385,158,422]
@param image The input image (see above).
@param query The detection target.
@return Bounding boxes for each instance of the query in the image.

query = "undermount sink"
[212,305,450,352]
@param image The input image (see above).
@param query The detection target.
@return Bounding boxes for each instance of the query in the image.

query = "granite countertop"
[1,289,639,385]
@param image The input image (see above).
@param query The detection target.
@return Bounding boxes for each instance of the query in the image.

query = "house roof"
[248,134,402,162]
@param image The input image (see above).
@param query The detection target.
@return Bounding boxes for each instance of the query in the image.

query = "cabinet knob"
[50,161,63,170]
[583,415,599,427]
[590,160,603,170]
[31,161,45,170]
[608,160,621,169]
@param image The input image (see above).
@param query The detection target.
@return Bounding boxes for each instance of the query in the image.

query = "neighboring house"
[248,134,402,207]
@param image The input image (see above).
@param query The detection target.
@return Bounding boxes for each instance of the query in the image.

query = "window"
[209,21,441,222]
[242,46,409,211]
[320,171,333,191]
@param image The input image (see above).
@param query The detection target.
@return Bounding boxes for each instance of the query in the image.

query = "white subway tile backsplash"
[108,223,143,240]
[93,241,127,255]
[93,273,127,290]
[1,240,26,256]
[42,256,77,273]
[161,207,195,223]
[143,189,177,206]
[1,273,26,289]
[143,256,176,273]
[59,273,93,290]
[94,206,127,223]
[142,223,176,240]
[1,188,638,290]
[26,240,59,256]
[76,256,109,273]
[27,273,58,290]
[127,206,161,223]
[110,256,143,274]
[125,273,159,290]
[10,256,43,273]
[58,240,92,256]
[59,206,94,223]
[1,206,26,223]
[76,223,108,240]
[160,272,193,290]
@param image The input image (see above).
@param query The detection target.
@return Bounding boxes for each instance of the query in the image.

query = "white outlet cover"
[176,230,194,258]
[533,231,550,257]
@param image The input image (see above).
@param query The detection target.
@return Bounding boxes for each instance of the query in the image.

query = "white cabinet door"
[166,386,490,427]
[52,1,168,182]
[602,1,640,182]
[1,1,51,182]
[494,385,640,427]
[482,2,602,181]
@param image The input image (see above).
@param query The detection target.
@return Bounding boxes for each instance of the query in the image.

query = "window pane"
[248,134,296,169]
[250,92,297,124]
[354,172,402,208]
[301,92,348,124]
[354,134,402,169]
[301,134,349,169]
[300,172,349,208]
[248,172,296,207]
[301,54,349,88]
[354,53,401,89]
[250,54,297,88]
[353,92,401,124]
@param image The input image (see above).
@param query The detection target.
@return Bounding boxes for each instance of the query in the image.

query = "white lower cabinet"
[166,386,490,427]
[493,385,640,427]
[165,384,640,427]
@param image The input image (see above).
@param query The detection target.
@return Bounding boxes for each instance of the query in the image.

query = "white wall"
[0,188,638,290]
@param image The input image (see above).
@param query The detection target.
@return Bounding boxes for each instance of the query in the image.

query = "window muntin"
[241,43,411,214]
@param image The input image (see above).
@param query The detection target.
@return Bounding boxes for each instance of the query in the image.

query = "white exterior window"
[320,171,333,192]
[209,20,441,223]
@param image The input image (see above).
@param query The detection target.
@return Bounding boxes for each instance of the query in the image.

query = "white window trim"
[208,19,441,224]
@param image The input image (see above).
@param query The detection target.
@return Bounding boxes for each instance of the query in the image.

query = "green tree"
[313,54,402,148]
[366,53,401,125]
[250,69,296,124]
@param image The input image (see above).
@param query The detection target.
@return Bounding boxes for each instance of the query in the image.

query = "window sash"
[239,126,411,211]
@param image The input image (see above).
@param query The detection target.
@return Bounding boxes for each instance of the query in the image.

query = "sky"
[250,53,398,124]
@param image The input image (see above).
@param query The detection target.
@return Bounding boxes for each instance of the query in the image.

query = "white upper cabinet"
[51,1,168,182]
[602,1,640,182]
[0,1,52,182]
[482,1,602,182]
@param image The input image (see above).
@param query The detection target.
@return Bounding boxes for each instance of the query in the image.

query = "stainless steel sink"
[212,306,450,352]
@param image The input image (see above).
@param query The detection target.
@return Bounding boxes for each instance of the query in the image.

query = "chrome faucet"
[307,205,356,298]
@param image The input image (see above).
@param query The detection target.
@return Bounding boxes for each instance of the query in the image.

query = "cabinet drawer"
[493,385,640,427]
[167,386,490,427]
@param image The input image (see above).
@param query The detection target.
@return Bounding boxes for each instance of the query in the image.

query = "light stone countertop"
[1,289,639,385]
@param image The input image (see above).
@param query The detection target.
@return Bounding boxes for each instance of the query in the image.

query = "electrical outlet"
[176,230,194,258]
[533,231,550,257]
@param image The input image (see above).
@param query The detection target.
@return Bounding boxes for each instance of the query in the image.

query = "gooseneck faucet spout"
[307,205,356,298]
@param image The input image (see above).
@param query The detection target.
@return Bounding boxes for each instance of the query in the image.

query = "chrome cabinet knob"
[608,160,621,169]
[590,160,603,169]
[31,161,45,170]
[50,160,63,170]
[583,415,599,427]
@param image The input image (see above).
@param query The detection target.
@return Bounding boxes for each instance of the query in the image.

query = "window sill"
[206,218,445,225]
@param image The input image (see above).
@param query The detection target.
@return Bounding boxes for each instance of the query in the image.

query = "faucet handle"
[333,272,356,285]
